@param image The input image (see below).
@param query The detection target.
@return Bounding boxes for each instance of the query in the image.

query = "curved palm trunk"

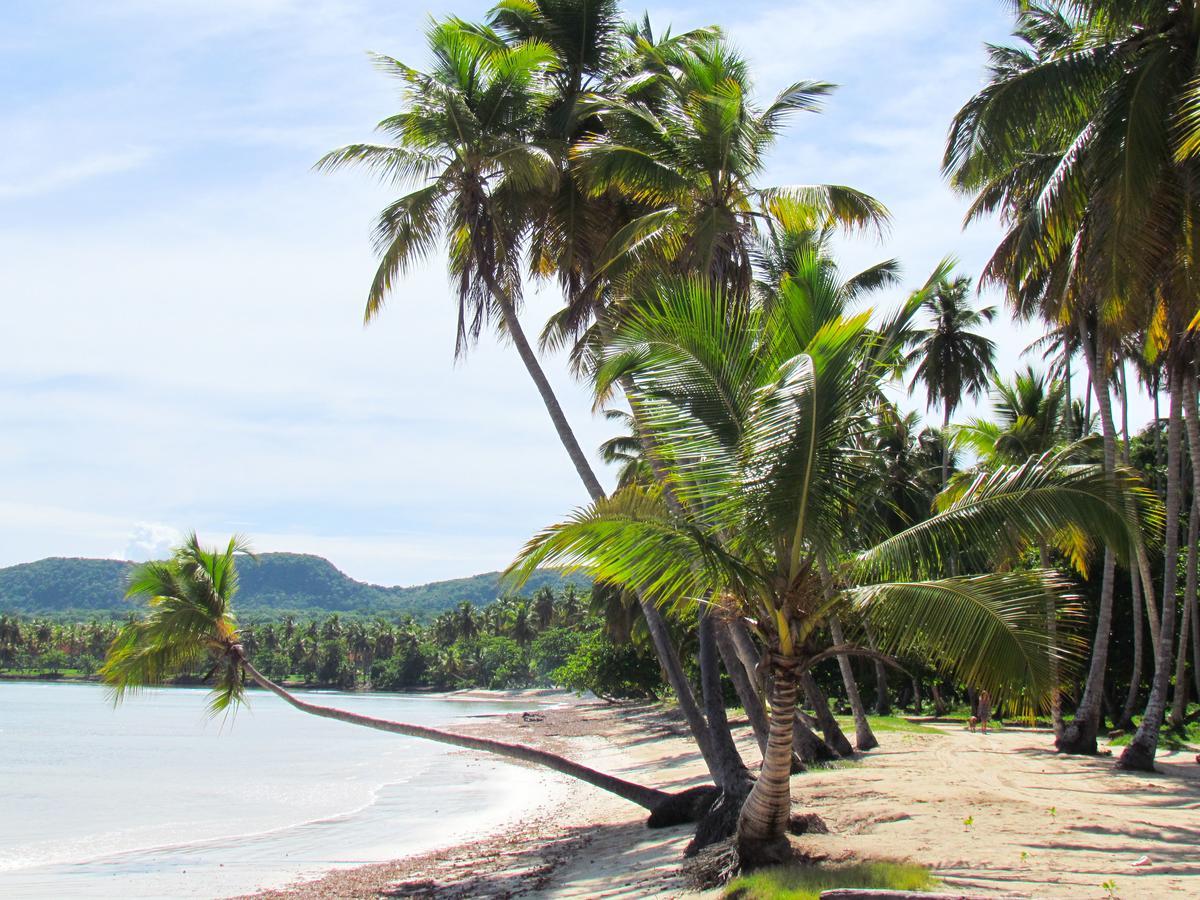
[240,658,671,810]
[801,671,854,757]
[715,619,769,754]
[736,664,798,868]
[1119,372,1185,771]
[489,291,717,776]
[1057,327,1118,755]
[829,617,878,750]
[1120,566,1145,729]
[494,295,606,502]
[699,607,753,790]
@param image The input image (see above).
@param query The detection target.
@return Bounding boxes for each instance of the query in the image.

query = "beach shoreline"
[236,697,1200,899]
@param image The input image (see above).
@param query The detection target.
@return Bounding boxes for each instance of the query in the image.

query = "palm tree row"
[944,0,1200,768]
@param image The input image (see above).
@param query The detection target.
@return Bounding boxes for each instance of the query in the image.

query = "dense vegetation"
[0,584,665,698]
[0,553,587,620]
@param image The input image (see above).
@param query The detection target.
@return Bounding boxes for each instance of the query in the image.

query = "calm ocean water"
[0,682,559,898]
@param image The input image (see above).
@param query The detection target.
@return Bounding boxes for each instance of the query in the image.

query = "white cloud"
[122,522,183,562]
[0,147,153,199]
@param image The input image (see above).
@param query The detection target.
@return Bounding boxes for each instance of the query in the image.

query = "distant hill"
[0,553,589,621]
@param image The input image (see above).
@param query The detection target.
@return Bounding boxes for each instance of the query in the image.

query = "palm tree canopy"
[102,534,253,716]
[508,255,1143,705]
[904,274,997,418]
[316,18,559,354]
[954,365,1069,463]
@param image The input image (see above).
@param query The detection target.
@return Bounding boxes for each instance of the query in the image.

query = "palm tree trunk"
[941,404,952,489]
[494,294,606,502]
[1120,356,1162,653]
[865,624,890,715]
[1170,515,1194,728]
[736,664,799,868]
[1038,546,1063,737]
[240,658,671,810]
[829,616,877,751]
[1181,376,1200,699]
[715,619,769,754]
[698,607,752,790]
[1120,566,1145,729]
[800,671,854,757]
[1119,369,1185,771]
[482,303,717,774]
[1057,325,1118,755]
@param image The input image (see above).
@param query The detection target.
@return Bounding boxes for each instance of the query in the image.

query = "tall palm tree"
[101,533,706,817]
[319,14,742,781]
[509,276,1144,868]
[904,274,997,487]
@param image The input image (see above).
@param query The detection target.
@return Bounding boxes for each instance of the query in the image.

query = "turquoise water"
[0,682,558,898]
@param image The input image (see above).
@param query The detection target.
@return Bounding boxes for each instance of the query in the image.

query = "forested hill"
[0,554,588,620]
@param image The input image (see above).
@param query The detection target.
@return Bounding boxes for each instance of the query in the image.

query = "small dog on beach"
[968,715,979,733]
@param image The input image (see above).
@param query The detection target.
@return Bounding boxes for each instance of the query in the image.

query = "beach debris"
[788,812,830,835]
[521,711,545,723]
[1130,855,1152,868]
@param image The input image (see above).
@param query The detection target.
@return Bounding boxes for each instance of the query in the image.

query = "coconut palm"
[99,533,715,818]
[509,275,1145,868]
[319,14,746,776]
[903,273,997,487]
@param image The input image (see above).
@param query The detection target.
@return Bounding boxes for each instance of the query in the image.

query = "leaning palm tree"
[100,533,719,820]
[509,276,1146,869]
[903,273,997,488]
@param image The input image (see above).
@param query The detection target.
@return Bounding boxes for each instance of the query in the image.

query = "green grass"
[724,861,935,899]
[1107,714,1200,752]
[834,715,942,735]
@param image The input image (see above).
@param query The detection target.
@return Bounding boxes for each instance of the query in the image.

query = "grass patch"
[834,715,942,735]
[725,860,935,899]
[1107,715,1200,752]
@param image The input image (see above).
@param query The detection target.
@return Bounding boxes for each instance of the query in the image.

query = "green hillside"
[0,554,588,620]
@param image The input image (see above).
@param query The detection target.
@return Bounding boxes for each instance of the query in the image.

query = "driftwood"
[819,891,1027,899]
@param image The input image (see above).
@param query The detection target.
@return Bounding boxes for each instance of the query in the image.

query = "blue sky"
[0,1,1147,585]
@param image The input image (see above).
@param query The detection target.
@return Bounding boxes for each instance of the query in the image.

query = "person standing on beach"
[977,690,992,735]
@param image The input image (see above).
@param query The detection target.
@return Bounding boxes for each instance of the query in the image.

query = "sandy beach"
[239,696,1200,899]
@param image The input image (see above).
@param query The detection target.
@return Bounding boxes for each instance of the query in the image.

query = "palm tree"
[953,367,1068,466]
[98,533,719,818]
[952,366,1074,735]
[319,14,738,782]
[903,273,997,487]
[509,276,1144,868]
[532,586,557,631]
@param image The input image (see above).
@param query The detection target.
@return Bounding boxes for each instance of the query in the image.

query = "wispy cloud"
[0,147,153,199]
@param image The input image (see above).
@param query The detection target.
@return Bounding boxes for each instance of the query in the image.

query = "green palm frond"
[855,446,1157,581]
[847,569,1084,711]
[101,534,253,717]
